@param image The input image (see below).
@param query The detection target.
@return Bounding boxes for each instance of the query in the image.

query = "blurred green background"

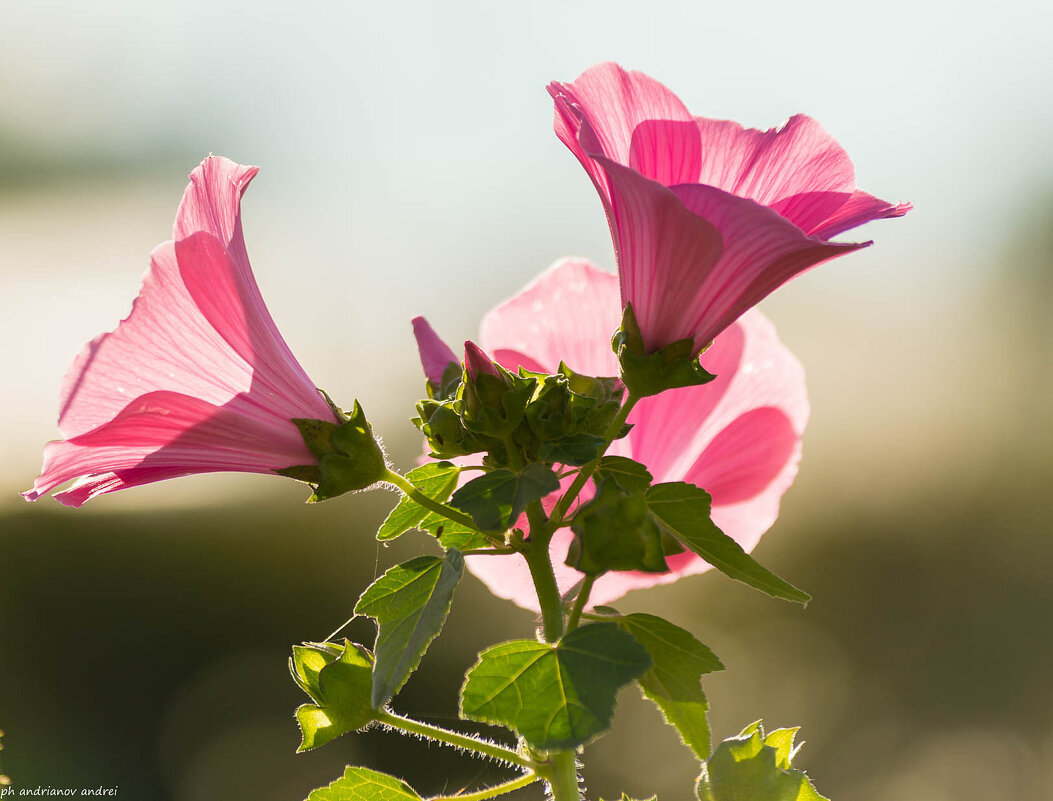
[2,1,1052,799]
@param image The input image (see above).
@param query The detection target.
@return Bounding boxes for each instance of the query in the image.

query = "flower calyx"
[278,399,387,501]
[613,304,716,397]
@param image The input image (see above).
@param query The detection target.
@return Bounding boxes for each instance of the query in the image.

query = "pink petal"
[175,231,332,422]
[694,114,855,210]
[549,62,694,196]
[808,190,913,240]
[479,259,622,376]
[588,156,724,352]
[412,316,458,385]
[685,407,798,505]
[490,349,549,375]
[668,181,866,348]
[26,390,314,504]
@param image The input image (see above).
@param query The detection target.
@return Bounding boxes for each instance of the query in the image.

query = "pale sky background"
[1,0,1050,510]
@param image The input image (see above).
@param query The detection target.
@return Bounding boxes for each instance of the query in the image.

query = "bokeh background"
[2,1,1052,799]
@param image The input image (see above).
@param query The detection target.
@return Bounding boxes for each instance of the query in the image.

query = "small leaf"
[618,613,722,759]
[696,722,828,801]
[568,481,668,574]
[594,456,653,495]
[355,551,464,706]
[378,462,461,541]
[645,482,810,604]
[295,642,376,752]
[460,622,651,750]
[307,766,422,801]
[450,464,560,532]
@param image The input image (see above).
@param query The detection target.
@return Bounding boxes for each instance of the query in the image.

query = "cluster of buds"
[413,332,625,470]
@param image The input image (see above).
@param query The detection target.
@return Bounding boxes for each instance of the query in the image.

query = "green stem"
[426,772,540,801]
[565,575,596,632]
[548,751,581,801]
[376,710,533,769]
[545,395,640,533]
[525,500,565,642]
[383,469,481,533]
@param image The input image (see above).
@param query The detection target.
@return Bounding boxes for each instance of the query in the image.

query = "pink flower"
[24,156,338,507]
[549,62,910,354]
[446,258,809,609]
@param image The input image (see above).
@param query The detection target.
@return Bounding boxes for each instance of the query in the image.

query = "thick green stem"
[525,500,565,642]
[548,751,581,801]
[383,468,482,533]
[565,574,596,632]
[426,771,540,800]
[376,710,533,769]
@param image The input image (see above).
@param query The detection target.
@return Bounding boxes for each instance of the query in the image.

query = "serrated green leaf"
[618,613,723,759]
[645,482,810,604]
[307,766,422,801]
[295,642,376,752]
[378,462,462,541]
[429,516,494,551]
[697,723,828,801]
[594,456,653,494]
[355,551,464,706]
[450,464,560,532]
[764,728,801,770]
[460,622,651,750]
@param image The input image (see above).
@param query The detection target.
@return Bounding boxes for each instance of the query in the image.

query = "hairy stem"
[383,468,484,534]
[427,771,541,800]
[565,575,596,632]
[376,710,533,769]
[548,751,581,801]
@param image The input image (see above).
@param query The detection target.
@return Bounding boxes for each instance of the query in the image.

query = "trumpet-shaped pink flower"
[549,62,910,354]
[443,258,809,609]
[24,157,337,507]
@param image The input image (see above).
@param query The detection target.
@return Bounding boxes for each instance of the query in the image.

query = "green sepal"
[617,613,723,759]
[538,433,608,466]
[307,766,422,801]
[355,551,464,707]
[696,722,828,801]
[377,462,462,541]
[283,400,387,501]
[426,361,463,401]
[415,400,495,459]
[449,464,560,532]
[461,368,535,438]
[613,304,716,397]
[645,482,810,604]
[459,622,651,751]
[290,641,341,702]
[291,640,377,752]
[567,480,668,574]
